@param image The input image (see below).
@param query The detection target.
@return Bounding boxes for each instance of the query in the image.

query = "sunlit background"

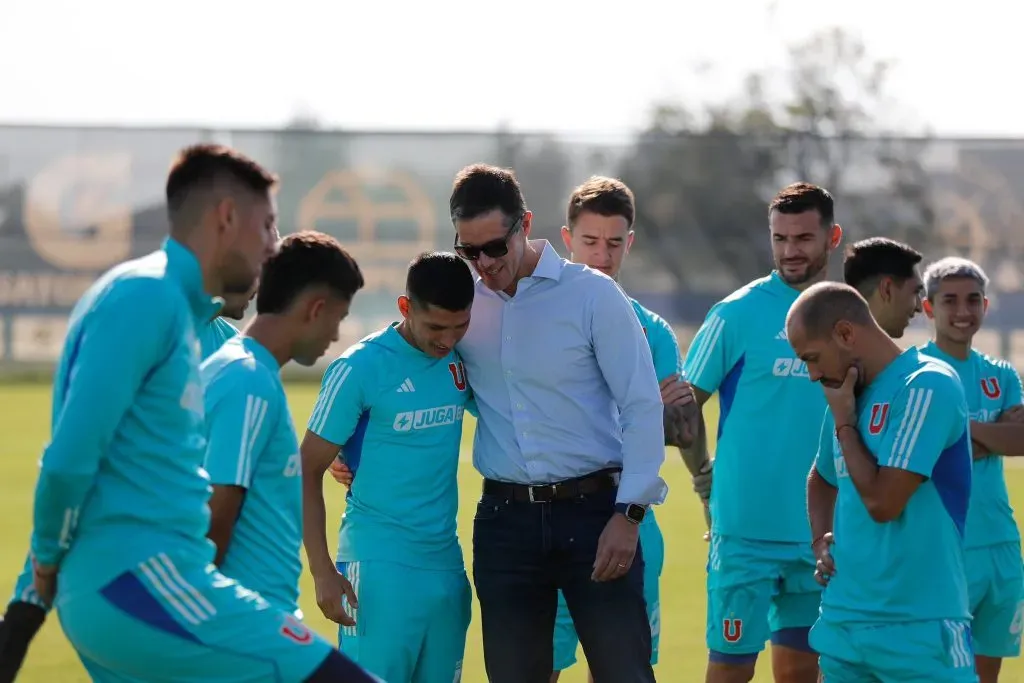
[1,2,1023,680]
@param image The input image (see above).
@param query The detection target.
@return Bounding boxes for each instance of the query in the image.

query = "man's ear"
[828,223,843,250]
[878,276,893,303]
[560,226,573,254]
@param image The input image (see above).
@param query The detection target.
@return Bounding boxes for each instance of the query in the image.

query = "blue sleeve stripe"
[235,394,269,486]
[137,553,217,626]
[687,313,725,383]
[887,388,934,469]
[308,362,352,434]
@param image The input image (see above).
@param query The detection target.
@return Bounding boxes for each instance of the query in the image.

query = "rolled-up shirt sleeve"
[590,279,668,505]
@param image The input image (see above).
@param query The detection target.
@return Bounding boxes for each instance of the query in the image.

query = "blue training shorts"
[337,559,471,683]
[966,540,1024,658]
[810,617,978,683]
[705,534,821,659]
[56,555,334,683]
[553,509,664,670]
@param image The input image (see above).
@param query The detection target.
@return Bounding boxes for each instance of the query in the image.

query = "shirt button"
[505,336,511,341]
[505,370,512,376]
[516,403,523,410]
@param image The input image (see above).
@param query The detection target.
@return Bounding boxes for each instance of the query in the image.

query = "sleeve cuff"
[616,473,668,506]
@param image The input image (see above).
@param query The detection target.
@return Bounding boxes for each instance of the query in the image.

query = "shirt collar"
[471,240,565,287]
[163,237,224,321]
[532,241,565,281]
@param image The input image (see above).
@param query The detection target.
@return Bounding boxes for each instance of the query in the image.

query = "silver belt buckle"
[528,483,557,503]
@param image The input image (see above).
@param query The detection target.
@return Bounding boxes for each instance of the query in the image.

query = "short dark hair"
[165,144,277,228]
[406,251,475,312]
[256,231,364,314]
[788,281,874,339]
[843,237,923,297]
[768,182,834,227]
[449,164,526,226]
[566,176,635,230]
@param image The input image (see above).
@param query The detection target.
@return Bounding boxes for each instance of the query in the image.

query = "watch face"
[626,504,645,523]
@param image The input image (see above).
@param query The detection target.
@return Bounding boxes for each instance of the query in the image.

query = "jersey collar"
[163,238,224,321]
[768,271,801,298]
[243,336,282,370]
[380,322,429,357]
[921,340,971,367]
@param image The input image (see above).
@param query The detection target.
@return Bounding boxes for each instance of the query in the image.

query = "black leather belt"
[482,468,620,503]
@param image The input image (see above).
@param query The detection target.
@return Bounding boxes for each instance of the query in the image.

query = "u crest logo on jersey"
[280,614,313,645]
[448,361,467,391]
[981,377,1002,399]
[723,618,743,643]
[869,403,889,435]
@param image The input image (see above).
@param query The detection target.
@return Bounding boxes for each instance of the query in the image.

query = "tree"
[620,27,938,289]
[780,28,936,256]
[618,74,785,287]
[495,128,572,246]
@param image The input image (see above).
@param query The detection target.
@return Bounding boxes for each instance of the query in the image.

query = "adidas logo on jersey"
[396,378,416,393]
[775,329,788,341]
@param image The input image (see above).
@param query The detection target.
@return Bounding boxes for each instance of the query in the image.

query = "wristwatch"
[614,502,647,525]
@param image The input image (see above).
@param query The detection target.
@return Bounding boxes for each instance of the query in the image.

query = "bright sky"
[0,0,1019,136]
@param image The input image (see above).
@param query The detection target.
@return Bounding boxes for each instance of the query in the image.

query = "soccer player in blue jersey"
[843,237,924,339]
[550,175,705,683]
[793,281,975,683]
[920,257,1024,683]
[0,304,248,683]
[22,144,378,683]
[301,251,476,683]
[684,182,843,683]
[203,231,364,622]
[0,237,256,683]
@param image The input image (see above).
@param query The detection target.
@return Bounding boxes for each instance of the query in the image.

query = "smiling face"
[399,297,472,358]
[874,270,925,339]
[925,276,988,345]
[453,210,530,294]
[770,209,840,288]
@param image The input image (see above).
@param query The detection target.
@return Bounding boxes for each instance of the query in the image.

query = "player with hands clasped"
[918,257,1024,683]
[794,282,976,683]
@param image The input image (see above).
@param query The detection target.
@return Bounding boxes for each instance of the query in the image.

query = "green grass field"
[2,382,1022,682]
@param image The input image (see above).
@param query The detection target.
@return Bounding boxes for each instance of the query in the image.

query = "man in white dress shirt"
[450,163,667,683]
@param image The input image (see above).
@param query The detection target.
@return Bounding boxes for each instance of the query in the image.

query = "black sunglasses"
[453,215,523,261]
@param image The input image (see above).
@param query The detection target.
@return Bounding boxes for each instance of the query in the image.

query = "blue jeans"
[472,485,654,683]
